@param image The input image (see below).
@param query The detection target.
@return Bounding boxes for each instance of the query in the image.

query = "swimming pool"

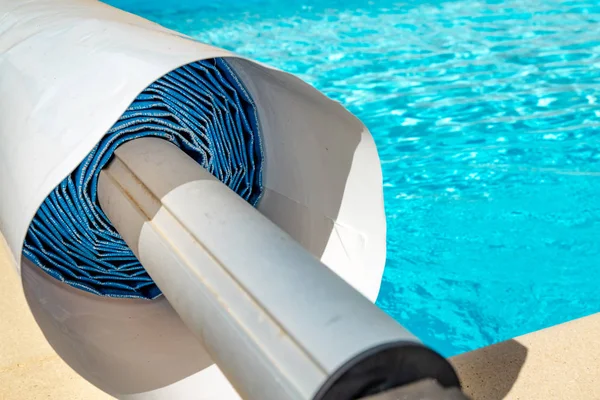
[105,0,600,356]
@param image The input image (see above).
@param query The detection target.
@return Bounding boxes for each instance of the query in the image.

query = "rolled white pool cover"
[0,0,460,399]
[0,0,386,301]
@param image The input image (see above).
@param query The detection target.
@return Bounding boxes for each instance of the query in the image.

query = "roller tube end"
[313,342,460,400]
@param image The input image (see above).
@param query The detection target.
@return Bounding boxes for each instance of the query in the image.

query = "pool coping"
[451,312,600,399]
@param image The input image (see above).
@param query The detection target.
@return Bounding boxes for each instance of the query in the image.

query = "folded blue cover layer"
[23,58,263,299]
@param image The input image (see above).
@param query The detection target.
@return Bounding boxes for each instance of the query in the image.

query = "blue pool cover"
[22,58,263,300]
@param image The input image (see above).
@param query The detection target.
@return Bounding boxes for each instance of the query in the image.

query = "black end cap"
[312,342,461,400]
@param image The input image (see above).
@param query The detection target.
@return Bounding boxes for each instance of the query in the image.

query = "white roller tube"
[98,138,460,400]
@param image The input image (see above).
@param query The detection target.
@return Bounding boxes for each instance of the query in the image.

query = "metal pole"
[98,138,460,400]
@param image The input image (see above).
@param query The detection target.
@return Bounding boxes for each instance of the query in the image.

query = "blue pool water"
[106,0,600,356]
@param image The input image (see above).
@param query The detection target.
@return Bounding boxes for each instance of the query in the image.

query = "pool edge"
[451,312,600,399]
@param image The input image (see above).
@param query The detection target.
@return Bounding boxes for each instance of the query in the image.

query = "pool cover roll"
[1,0,387,309]
[22,58,263,300]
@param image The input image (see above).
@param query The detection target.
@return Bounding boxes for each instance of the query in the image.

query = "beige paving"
[1,231,599,399]
[452,313,600,399]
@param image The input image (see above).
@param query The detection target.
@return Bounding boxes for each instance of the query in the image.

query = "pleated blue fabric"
[23,58,263,299]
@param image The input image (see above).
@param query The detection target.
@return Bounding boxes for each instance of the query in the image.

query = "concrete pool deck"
[452,314,600,399]
[1,234,598,399]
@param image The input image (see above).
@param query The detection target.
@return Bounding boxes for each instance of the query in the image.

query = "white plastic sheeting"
[0,0,387,398]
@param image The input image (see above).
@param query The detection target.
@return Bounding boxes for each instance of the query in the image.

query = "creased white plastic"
[0,0,386,302]
[0,0,387,398]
